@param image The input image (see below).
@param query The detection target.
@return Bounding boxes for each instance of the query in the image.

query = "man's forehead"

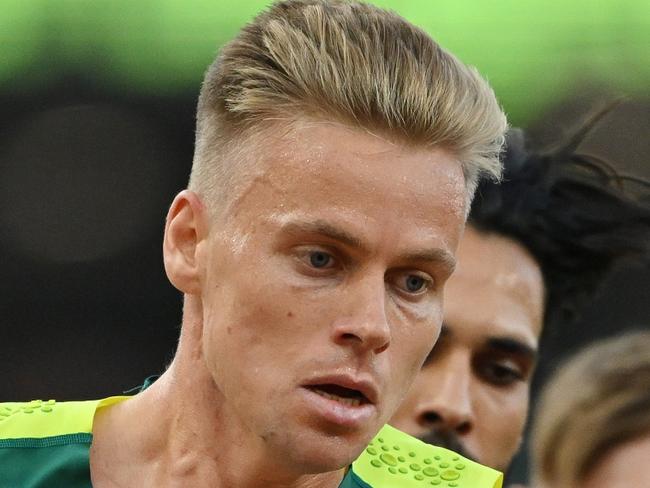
[454,230,541,285]
[448,227,545,321]
[246,121,467,216]
[441,290,542,350]
[442,230,545,350]
[254,118,461,180]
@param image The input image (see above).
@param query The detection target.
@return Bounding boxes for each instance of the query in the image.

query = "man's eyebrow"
[485,337,538,361]
[279,219,456,271]
[280,220,365,249]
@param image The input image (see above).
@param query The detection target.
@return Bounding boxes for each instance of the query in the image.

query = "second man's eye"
[309,251,333,268]
[476,359,525,387]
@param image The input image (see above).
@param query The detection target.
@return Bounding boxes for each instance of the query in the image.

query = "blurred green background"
[2,0,649,124]
[1,3,648,484]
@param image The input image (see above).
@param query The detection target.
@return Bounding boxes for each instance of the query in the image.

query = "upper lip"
[302,373,379,405]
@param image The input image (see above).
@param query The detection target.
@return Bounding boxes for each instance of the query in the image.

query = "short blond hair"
[531,331,650,488]
[189,0,506,210]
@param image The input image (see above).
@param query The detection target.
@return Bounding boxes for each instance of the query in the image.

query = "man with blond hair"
[0,1,506,486]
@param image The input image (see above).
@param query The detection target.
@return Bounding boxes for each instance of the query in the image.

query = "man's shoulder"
[0,398,128,488]
[349,424,503,488]
[1,399,98,442]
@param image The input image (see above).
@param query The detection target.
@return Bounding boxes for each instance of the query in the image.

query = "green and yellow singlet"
[0,397,502,488]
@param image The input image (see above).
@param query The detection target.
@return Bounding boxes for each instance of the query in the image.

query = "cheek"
[201,286,303,413]
[403,311,442,366]
[200,266,284,381]
[388,325,439,401]
[390,293,443,357]
[478,386,529,447]
[502,387,529,425]
[216,270,337,369]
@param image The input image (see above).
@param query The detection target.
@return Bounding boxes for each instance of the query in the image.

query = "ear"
[163,190,209,295]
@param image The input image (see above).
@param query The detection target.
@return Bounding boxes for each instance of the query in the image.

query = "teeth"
[314,389,362,407]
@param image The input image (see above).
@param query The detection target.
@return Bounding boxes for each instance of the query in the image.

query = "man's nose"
[330,277,391,355]
[415,353,474,435]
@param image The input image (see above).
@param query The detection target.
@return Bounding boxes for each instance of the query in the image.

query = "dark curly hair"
[470,107,650,330]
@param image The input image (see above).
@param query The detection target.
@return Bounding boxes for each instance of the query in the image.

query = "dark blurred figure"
[0,81,194,400]
[530,331,650,488]
[390,105,650,477]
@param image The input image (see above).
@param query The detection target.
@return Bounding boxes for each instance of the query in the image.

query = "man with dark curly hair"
[390,113,650,478]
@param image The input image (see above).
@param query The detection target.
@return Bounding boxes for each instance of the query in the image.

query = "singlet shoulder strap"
[0,396,129,442]
[351,424,503,488]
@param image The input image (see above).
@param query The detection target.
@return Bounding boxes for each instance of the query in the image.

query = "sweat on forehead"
[218,122,468,237]
[197,118,470,221]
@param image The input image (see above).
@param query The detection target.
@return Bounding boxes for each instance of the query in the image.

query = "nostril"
[420,411,442,425]
[375,342,389,354]
[419,411,472,434]
[341,333,357,340]
[456,421,471,435]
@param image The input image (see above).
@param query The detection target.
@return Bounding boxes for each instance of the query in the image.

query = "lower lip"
[300,387,376,429]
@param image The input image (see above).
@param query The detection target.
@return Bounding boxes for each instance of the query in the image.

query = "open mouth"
[305,384,370,407]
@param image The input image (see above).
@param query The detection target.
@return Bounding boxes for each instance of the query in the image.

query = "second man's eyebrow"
[485,337,538,361]
[424,327,538,367]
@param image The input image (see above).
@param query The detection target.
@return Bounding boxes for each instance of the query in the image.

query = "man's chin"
[288,438,359,474]
[284,422,371,473]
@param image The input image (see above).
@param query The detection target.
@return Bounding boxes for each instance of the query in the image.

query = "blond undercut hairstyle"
[531,331,650,488]
[189,0,507,212]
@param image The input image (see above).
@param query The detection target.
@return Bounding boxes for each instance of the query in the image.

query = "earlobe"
[163,190,208,295]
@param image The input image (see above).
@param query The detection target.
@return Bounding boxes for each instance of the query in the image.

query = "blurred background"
[1,0,648,483]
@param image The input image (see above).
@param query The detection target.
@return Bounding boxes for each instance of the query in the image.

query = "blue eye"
[405,275,427,293]
[309,251,332,268]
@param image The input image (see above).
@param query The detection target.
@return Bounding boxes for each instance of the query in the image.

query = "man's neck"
[89,361,347,488]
